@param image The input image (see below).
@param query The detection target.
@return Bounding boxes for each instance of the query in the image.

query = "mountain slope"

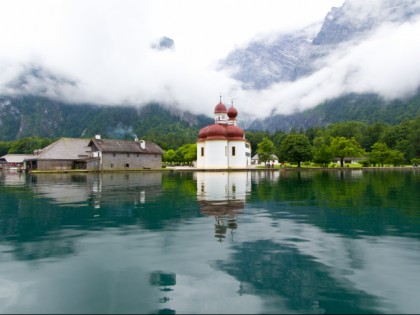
[248,91,420,132]
[0,96,212,149]
[220,0,420,90]
[2,91,420,143]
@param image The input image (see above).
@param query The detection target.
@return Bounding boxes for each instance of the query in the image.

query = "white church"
[196,98,251,169]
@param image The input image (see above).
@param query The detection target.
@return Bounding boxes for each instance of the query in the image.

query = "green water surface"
[0,169,419,314]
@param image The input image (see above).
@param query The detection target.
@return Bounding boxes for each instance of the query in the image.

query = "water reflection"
[195,172,251,242]
[0,172,165,261]
[0,170,420,314]
[28,172,163,209]
[150,271,177,314]
[0,169,26,186]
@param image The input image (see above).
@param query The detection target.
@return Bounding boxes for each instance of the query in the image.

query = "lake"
[1,169,420,314]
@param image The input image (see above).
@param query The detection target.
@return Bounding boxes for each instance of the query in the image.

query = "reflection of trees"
[249,170,420,237]
[0,172,200,261]
[217,240,382,314]
[13,238,75,261]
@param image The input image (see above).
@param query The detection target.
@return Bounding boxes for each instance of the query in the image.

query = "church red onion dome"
[198,126,209,140]
[226,125,244,140]
[214,101,227,114]
[227,105,238,119]
[206,124,227,140]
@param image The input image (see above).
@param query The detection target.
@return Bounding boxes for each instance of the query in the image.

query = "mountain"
[2,91,420,146]
[2,1,420,140]
[247,90,420,132]
[218,0,420,131]
[0,95,212,149]
[220,0,420,90]
[312,0,419,45]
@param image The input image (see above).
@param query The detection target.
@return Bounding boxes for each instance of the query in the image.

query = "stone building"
[25,136,163,172]
[88,136,163,171]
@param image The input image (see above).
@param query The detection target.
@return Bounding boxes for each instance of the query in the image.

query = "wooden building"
[22,136,163,172]
[0,154,33,170]
[25,138,92,171]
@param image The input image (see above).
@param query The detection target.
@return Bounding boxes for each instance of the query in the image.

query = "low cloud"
[1,0,419,119]
[232,16,420,116]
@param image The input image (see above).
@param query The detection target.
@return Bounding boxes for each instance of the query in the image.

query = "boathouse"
[25,138,92,171]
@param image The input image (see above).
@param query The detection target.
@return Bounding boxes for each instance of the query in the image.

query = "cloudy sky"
[1,0,420,118]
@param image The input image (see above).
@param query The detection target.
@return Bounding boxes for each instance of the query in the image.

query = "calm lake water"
[1,169,420,314]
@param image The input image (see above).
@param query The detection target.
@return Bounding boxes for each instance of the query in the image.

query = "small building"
[333,156,364,165]
[0,154,33,170]
[15,136,164,172]
[88,136,163,171]
[25,138,92,171]
[196,98,251,169]
[251,153,279,166]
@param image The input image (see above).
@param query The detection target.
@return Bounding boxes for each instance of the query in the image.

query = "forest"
[1,115,420,168]
[249,116,420,167]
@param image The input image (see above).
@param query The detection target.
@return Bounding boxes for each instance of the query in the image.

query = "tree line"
[251,117,420,167]
[2,116,420,167]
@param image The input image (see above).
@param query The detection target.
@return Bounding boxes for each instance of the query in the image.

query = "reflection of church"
[196,172,251,242]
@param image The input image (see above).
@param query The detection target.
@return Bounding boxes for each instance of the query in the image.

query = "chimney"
[140,140,146,149]
[95,134,101,139]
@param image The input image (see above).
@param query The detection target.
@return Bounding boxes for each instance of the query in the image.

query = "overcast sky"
[1,0,420,118]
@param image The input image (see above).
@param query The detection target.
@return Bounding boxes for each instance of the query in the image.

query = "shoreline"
[169,166,419,172]
[5,165,418,174]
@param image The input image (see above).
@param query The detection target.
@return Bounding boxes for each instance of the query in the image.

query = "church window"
[232,146,236,156]
[201,147,204,156]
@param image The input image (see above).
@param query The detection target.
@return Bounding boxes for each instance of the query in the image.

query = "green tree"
[386,149,405,166]
[163,149,177,163]
[271,130,287,158]
[380,124,408,149]
[369,142,406,166]
[369,142,391,166]
[177,143,197,165]
[360,122,387,150]
[246,131,270,153]
[394,139,414,164]
[257,137,275,166]
[0,141,11,156]
[326,121,366,144]
[279,133,312,167]
[8,137,53,154]
[312,136,333,167]
[406,116,420,159]
[305,126,324,144]
[330,136,365,167]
